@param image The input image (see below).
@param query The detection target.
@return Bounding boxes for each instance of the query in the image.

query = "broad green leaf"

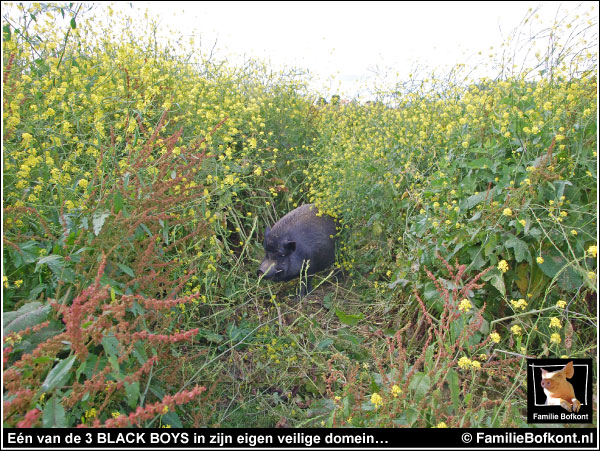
[515,263,529,296]
[408,372,431,400]
[42,396,66,427]
[92,211,110,236]
[461,191,488,210]
[483,269,505,296]
[124,381,140,408]
[466,158,494,170]
[3,302,51,337]
[35,255,63,274]
[316,338,333,350]
[41,356,76,393]
[335,309,363,326]
[196,328,224,344]
[537,249,584,291]
[161,411,183,428]
[114,191,123,214]
[505,235,530,263]
[102,335,121,359]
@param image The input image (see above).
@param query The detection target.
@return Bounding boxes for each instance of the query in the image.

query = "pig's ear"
[564,361,574,379]
[283,241,296,253]
[265,227,271,237]
[541,368,549,377]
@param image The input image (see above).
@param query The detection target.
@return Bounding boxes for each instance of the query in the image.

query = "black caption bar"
[2,428,597,449]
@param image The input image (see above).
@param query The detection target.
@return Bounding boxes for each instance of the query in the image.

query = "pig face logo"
[540,361,580,412]
[528,358,592,423]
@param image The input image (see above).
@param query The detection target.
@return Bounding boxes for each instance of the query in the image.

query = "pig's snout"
[258,260,281,279]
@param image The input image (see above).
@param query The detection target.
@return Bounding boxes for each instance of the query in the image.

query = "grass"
[2,3,597,428]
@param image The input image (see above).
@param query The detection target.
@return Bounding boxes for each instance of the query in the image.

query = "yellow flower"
[571,230,578,236]
[78,179,88,189]
[503,208,513,217]
[550,333,561,344]
[511,325,523,336]
[498,260,509,273]
[471,360,481,369]
[490,332,501,343]
[587,245,597,258]
[556,300,567,309]
[14,280,23,288]
[458,357,472,369]
[434,422,448,428]
[549,317,562,329]
[370,392,383,410]
[510,298,528,311]
[536,256,544,264]
[458,298,472,312]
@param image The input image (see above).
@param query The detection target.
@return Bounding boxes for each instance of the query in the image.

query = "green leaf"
[316,338,333,350]
[505,235,530,263]
[124,381,140,408]
[196,328,224,344]
[335,309,363,326]
[102,335,121,359]
[537,250,564,279]
[408,372,431,401]
[483,269,505,296]
[92,211,110,236]
[3,302,51,337]
[42,396,66,427]
[538,250,584,291]
[117,263,134,277]
[515,263,530,296]
[35,255,64,274]
[41,356,76,393]
[161,411,184,428]
[3,24,11,42]
[466,158,494,170]
[447,369,460,411]
[114,191,123,214]
[70,17,76,29]
[461,191,488,210]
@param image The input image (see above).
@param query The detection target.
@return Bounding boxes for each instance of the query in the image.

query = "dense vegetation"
[2,3,597,428]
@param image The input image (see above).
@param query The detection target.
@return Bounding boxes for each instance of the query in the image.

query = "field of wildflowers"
[2,3,597,428]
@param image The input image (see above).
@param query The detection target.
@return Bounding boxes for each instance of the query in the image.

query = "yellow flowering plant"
[2,2,596,429]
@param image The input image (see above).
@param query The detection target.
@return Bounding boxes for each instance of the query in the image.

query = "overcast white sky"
[107,1,596,99]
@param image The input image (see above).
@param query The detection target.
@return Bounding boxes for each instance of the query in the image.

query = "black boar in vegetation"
[258,204,337,297]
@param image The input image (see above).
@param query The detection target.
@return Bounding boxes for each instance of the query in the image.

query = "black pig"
[258,204,337,297]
